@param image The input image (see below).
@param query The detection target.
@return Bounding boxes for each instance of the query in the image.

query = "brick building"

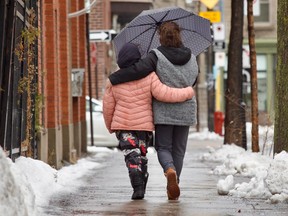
[39,0,87,168]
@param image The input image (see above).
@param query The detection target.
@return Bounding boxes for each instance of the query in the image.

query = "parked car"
[86,96,118,148]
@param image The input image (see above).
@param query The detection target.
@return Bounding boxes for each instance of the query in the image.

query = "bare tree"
[274,0,288,154]
[224,0,247,149]
[247,0,259,152]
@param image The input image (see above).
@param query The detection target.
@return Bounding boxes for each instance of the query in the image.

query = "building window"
[254,0,270,23]
[224,54,268,112]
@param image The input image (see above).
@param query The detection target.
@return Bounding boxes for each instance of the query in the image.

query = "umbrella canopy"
[113,6,213,59]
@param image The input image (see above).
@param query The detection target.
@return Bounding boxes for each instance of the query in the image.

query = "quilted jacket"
[103,72,194,133]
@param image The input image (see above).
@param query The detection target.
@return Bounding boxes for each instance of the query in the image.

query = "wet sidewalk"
[41,138,288,216]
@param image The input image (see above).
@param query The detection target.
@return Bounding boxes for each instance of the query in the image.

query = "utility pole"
[85,2,94,146]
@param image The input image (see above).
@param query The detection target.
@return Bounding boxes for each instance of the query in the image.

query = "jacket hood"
[117,43,141,69]
[156,46,192,65]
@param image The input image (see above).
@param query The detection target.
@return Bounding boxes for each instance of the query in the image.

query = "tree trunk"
[224,0,247,149]
[274,0,288,154]
[247,0,259,152]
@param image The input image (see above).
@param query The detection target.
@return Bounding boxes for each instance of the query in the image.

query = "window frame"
[253,0,275,30]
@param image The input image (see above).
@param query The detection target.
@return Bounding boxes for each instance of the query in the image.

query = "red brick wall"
[70,0,80,123]
[57,0,71,125]
[39,0,87,165]
[41,0,86,129]
[78,0,86,121]
[42,0,59,128]
[87,0,112,100]
[70,0,86,123]
[70,0,79,69]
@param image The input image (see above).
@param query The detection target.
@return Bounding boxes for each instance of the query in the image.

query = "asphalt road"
[40,137,288,216]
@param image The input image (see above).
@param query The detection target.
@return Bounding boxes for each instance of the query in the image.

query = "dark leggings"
[154,124,189,180]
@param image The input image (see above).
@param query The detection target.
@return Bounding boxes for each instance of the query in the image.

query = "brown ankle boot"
[165,168,180,200]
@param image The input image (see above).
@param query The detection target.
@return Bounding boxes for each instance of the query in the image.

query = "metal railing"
[0,0,38,161]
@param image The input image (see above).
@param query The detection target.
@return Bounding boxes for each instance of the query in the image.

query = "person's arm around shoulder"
[150,72,195,103]
[103,80,116,133]
[191,54,199,87]
[109,52,157,85]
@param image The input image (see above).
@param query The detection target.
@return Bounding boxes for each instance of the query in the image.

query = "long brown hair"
[158,21,182,48]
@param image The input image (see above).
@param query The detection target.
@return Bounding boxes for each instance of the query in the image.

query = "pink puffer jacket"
[103,72,194,133]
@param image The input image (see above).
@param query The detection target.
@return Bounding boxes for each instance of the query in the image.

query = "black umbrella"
[113,6,213,59]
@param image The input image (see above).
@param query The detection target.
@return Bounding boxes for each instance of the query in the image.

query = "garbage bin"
[214,111,225,136]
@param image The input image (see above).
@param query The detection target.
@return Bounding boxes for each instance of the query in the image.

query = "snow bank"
[202,144,288,203]
[0,146,115,216]
[0,147,38,216]
[266,151,288,203]
[188,128,224,140]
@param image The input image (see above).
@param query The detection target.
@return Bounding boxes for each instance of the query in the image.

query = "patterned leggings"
[116,130,153,173]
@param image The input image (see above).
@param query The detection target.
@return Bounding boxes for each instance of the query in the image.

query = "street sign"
[215,52,226,67]
[212,23,225,41]
[199,11,221,23]
[200,0,219,9]
[90,30,115,42]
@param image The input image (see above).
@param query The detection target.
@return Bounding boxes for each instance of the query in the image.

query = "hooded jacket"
[103,43,194,133]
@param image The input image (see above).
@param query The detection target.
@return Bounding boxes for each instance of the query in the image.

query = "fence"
[0,0,38,161]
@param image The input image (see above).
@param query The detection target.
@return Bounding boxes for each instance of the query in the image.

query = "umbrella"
[113,6,213,59]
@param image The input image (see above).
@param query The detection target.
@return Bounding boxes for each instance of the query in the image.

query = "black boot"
[129,171,144,200]
[143,172,149,194]
[141,157,149,194]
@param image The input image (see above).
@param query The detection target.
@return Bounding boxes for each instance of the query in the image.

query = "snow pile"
[229,170,272,199]
[201,144,245,163]
[0,147,37,216]
[188,128,223,140]
[212,146,271,177]
[217,175,234,195]
[0,146,115,216]
[201,124,288,203]
[266,151,288,203]
[203,144,288,203]
[13,156,58,208]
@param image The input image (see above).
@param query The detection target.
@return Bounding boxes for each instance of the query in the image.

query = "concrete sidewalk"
[41,138,288,216]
